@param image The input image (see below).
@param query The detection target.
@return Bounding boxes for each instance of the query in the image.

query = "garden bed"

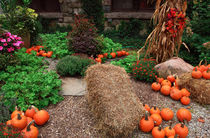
[38,79,210,138]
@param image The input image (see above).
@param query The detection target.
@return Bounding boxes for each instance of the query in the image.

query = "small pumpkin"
[160,108,174,121]
[198,65,208,73]
[202,68,210,80]
[33,109,50,126]
[160,85,171,96]
[144,104,150,112]
[157,77,164,84]
[167,75,175,82]
[103,53,108,58]
[151,82,161,91]
[139,111,154,132]
[176,108,192,122]
[152,126,165,138]
[170,88,182,101]
[25,106,37,118]
[11,114,27,130]
[97,54,104,58]
[121,50,126,56]
[117,51,123,57]
[6,120,12,126]
[150,106,160,115]
[180,96,190,105]
[125,52,129,56]
[192,68,202,79]
[180,88,190,97]
[21,120,39,138]
[174,123,188,138]
[95,58,102,63]
[110,52,116,58]
[11,107,24,119]
[151,113,162,126]
[164,123,175,137]
[161,80,171,87]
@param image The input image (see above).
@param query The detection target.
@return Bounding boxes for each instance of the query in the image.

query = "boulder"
[155,57,194,78]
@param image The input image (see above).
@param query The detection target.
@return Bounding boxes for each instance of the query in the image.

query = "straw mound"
[155,57,194,78]
[177,72,210,105]
[85,64,145,137]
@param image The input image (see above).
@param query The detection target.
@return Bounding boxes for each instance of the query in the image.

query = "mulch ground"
[38,79,210,138]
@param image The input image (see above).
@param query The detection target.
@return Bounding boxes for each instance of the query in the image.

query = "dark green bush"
[0,54,19,71]
[81,0,104,32]
[56,55,95,77]
[132,58,158,83]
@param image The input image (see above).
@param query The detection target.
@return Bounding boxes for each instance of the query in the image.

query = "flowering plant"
[132,58,158,83]
[166,8,186,37]
[0,32,23,53]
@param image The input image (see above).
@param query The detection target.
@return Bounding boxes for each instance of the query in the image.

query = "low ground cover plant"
[56,55,95,77]
[0,48,63,111]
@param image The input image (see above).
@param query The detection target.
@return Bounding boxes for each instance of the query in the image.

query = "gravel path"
[39,78,210,138]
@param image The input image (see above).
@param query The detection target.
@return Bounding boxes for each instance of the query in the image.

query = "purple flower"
[3,43,8,46]
[0,39,6,42]
[0,46,3,50]
[7,38,11,42]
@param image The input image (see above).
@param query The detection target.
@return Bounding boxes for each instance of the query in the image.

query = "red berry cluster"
[166,8,186,37]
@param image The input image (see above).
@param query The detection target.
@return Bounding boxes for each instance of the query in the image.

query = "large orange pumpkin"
[139,112,154,132]
[160,108,174,121]
[33,110,50,126]
[180,96,190,105]
[151,113,162,126]
[161,80,171,86]
[180,88,190,97]
[170,88,182,101]
[160,85,171,96]
[176,108,192,122]
[151,82,161,91]
[192,68,202,79]
[152,126,165,138]
[21,120,39,138]
[202,68,210,80]
[11,114,27,130]
[150,107,160,115]
[174,123,188,138]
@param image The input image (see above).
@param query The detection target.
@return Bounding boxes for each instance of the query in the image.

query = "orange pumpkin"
[202,68,210,80]
[176,108,192,122]
[26,117,34,126]
[103,53,108,58]
[180,96,190,105]
[11,114,27,130]
[161,80,171,87]
[21,120,39,138]
[160,85,171,96]
[144,104,150,112]
[117,51,123,57]
[157,77,164,84]
[151,113,162,126]
[97,54,104,58]
[6,120,12,126]
[125,52,129,56]
[167,75,175,82]
[192,68,202,79]
[139,111,154,132]
[47,51,53,58]
[150,107,160,115]
[25,106,37,118]
[170,88,182,100]
[180,88,190,97]
[199,65,208,73]
[151,82,161,91]
[174,123,188,138]
[160,108,174,121]
[164,125,175,137]
[110,52,116,58]
[33,110,50,126]
[152,126,165,138]
[11,107,24,119]
[121,50,126,56]
[95,58,102,63]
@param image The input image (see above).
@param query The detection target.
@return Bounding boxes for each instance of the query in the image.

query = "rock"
[61,77,87,96]
[155,57,194,78]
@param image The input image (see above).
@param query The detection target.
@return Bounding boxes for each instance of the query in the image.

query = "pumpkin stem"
[158,126,162,131]
[169,122,172,129]
[32,105,38,112]
[26,120,35,132]
[154,106,157,110]
[145,111,149,121]
[181,122,185,128]
[17,113,21,120]
[28,106,32,110]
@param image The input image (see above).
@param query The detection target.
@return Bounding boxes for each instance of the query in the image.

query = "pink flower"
[10,35,15,40]
[1,39,6,42]
[7,38,11,42]
[5,32,11,37]
[16,37,21,40]
[0,46,3,50]
[3,43,8,46]
[7,48,12,52]
[16,47,21,49]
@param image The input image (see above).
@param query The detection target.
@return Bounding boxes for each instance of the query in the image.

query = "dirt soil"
[38,79,210,138]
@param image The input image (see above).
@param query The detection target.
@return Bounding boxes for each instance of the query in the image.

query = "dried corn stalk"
[138,0,187,63]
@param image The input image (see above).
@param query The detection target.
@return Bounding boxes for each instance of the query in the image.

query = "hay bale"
[85,64,145,137]
[155,57,193,78]
[177,72,210,105]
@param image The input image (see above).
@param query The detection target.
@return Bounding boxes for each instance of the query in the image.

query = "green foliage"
[0,54,19,71]
[0,48,63,111]
[97,35,122,53]
[37,32,73,59]
[81,0,104,32]
[56,55,95,77]
[111,54,138,73]
[132,58,158,83]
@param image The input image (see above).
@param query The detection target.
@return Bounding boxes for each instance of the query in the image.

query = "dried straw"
[85,64,145,137]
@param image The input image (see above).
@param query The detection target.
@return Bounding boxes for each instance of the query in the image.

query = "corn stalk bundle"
[138,0,187,63]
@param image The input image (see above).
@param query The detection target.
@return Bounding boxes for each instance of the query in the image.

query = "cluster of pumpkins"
[192,64,210,79]
[26,46,53,58]
[3,106,49,138]
[151,75,191,105]
[95,50,129,63]
[140,105,192,138]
